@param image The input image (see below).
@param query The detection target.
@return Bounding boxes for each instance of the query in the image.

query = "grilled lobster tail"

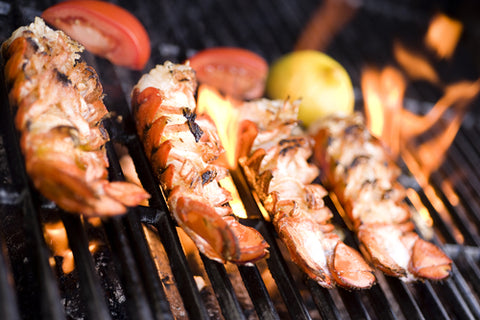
[2,18,150,216]
[311,112,452,281]
[131,62,268,264]
[237,99,375,289]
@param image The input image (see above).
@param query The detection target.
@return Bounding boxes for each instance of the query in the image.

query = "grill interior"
[1,0,480,319]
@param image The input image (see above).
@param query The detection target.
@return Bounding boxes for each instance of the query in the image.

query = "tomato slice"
[42,0,150,70]
[188,47,268,100]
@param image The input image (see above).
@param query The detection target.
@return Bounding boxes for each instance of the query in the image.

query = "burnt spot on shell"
[361,178,378,189]
[142,123,152,139]
[176,76,191,82]
[279,145,296,156]
[279,138,299,146]
[183,108,203,142]
[25,37,39,52]
[55,69,72,86]
[24,119,32,132]
[327,136,334,146]
[51,125,80,146]
[150,145,159,158]
[344,124,362,136]
[85,65,99,81]
[278,138,302,156]
[201,170,217,185]
[381,189,394,200]
[348,155,370,169]
[98,124,109,141]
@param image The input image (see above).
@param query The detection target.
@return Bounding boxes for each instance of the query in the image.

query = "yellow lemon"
[266,50,355,127]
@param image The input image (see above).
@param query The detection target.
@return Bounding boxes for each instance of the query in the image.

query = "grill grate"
[1,0,480,319]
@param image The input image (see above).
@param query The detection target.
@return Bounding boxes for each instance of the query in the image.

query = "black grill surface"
[1,0,480,319]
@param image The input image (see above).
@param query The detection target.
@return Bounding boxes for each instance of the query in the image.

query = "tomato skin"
[42,0,150,70]
[188,47,268,100]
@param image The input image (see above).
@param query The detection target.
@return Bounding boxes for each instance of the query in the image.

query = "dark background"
[2,0,480,108]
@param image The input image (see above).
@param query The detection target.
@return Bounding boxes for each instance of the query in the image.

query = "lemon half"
[266,50,354,127]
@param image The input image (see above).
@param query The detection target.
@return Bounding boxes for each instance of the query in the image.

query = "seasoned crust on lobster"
[2,17,150,216]
[311,112,452,281]
[237,99,375,289]
[131,61,269,264]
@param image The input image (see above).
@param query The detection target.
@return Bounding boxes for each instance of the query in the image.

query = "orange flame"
[401,79,480,183]
[393,41,439,84]
[218,175,248,219]
[295,0,358,51]
[43,221,75,274]
[362,65,480,183]
[425,13,463,59]
[43,220,101,274]
[197,84,240,169]
[362,13,478,244]
[197,85,249,219]
[362,67,478,244]
[362,66,405,157]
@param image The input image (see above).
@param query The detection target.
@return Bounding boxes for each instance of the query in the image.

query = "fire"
[393,41,439,84]
[43,221,75,274]
[361,67,477,243]
[362,12,478,243]
[425,13,463,59]
[197,84,240,169]
[294,0,358,51]
[218,175,248,219]
[197,85,249,219]
[362,65,480,183]
[43,219,101,274]
[363,18,480,180]
[362,66,405,157]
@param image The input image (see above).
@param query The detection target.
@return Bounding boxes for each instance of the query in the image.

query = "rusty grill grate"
[1,0,480,319]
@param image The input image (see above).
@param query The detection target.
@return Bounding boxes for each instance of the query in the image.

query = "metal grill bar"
[437,278,476,319]
[102,216,155,320]
[201,256,246,320]
[104,126,173,319]
[430,170,480,246]
[433,130,480,245]
[107,93,213,319]
[231,168,312,319]
[0,72,65,320]
[263,223,312,320]
[237,257,280,320]
[124,209,174,319]
[60,213,111,320]
[151,213,211,320]
[383,276,425,320]
[411,282,450,320]
[365,285,398,319]
[415,187,459,244]
[342,290,374,319]
[0,232,20,320]
[450,246,480,301]
[306,279,342,320]
[445,246,480,318]
[103,139,169,319]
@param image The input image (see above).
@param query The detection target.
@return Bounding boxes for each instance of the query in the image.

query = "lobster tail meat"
[2,18,150,216]
[131,62,268,264]
[237,99,375,289]
[311,112,452,281]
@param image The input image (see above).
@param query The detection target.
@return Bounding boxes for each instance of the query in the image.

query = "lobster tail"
[131,62,268,264]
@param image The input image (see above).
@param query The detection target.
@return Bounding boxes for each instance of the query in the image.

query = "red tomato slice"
[188,47,268,100]
[42,0,150,70]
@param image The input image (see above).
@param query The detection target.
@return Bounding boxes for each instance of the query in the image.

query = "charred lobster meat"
[311,112,452,281]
